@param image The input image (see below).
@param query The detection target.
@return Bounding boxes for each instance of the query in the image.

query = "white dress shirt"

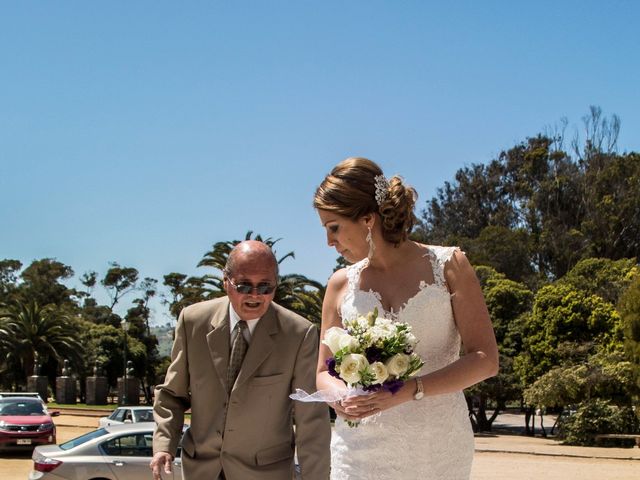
[229,304,260,344]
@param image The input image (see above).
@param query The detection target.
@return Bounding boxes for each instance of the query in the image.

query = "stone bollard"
[55,359,77,404]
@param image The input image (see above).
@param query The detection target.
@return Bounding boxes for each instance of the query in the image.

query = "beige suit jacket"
[153,297,331,480]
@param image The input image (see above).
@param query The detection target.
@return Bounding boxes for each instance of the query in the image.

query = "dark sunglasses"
[226,277,277,295]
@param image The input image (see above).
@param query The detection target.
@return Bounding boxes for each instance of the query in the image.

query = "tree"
[102,262,139,310]
[581,152,640,260]
[0,259,22,303]
[0,300,82,385]
[466,266,533,431]
[416,108,639,283]
[275,274,324,327]
[514,283,620,385]
[619,274,640,392]
[162,273,207,321]
[18,258,78,307]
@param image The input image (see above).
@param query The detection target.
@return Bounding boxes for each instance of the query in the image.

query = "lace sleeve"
[429,246,463,286]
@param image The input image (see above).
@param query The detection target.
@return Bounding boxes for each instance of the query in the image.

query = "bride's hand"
[330,398,365,422]
[339,390,402,419]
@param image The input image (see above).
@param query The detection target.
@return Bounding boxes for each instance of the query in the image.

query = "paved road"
[2,414,639,479]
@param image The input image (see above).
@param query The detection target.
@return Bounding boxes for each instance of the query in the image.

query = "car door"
[104,408,127,426]
[101,432,175,480]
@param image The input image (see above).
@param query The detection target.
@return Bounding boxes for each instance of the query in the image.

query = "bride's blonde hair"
[313,157,418,246]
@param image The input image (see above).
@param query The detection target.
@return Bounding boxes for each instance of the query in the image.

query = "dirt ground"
[1,414,639,480]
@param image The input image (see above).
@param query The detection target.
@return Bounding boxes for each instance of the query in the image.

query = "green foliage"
[523,364,587,409]
[523,349,637,410]
[18,258,78,307]
[559,399,639,446]
[0,300,83,382]
[465,266,534,430]
[515,283,620,384]
[417,109,639,283]
[619,274,640,390]
[102,262,140,310]
[581,152,640,260]
[0,259,22,301]
[461,227,534,283]
[560,257,637,304]
[79,321,125,386]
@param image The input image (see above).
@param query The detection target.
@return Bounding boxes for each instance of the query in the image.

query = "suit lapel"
[233,303,279,390]
[206,298,231,391]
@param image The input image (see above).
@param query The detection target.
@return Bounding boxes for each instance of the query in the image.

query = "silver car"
[98,406,155,427]
[29,422,183,480]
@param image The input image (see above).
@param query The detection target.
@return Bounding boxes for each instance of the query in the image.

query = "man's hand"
[150,451,173,480]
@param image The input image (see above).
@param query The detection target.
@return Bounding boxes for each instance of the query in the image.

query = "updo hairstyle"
[313,157,418,245]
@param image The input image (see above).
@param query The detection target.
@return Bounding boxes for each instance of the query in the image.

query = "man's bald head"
[224,240,279,280]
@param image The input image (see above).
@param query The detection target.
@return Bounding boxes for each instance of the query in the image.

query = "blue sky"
[2,1,639,324]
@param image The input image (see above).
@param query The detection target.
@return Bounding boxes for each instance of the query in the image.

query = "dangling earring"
[366,226,375,261]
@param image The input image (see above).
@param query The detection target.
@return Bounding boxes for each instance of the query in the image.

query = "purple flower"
[326,357,340,378]
[363,384,382,393]
[383,379,404,395]
[365,346,384,363]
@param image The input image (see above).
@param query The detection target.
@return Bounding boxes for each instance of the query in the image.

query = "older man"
[151,240,330,479]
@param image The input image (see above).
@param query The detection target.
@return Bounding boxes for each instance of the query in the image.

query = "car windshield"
[60,428,109,451]
[133,410,154,422]
[0,400,45,416]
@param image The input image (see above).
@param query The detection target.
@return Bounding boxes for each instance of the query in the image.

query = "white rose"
[338,333,359,351]
[369,324,394,342]
[369,361,389,384]
[322,327,348,354]
[385,353,410,377]
[339,354,369,385]
[405,332,418,349]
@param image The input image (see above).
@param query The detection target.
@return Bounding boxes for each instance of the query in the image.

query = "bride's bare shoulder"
[327,268,348,293]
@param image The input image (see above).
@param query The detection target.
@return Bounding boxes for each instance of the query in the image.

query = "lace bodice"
[331,245,474,479]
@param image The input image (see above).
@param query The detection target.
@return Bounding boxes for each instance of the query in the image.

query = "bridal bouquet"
[323,308,424,395]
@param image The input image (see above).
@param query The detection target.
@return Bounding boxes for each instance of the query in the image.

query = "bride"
[313,157,499,479]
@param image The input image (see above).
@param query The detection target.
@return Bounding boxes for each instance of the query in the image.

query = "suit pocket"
[180,429,196,458]
[249,373,285,386]
[255,442,294,466]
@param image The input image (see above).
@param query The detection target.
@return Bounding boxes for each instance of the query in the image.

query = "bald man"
[151,241,330,479]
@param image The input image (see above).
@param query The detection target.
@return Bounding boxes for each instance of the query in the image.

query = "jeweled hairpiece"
[374,174,389,206]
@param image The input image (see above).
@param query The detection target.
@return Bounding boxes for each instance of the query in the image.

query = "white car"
[98,406,154,427]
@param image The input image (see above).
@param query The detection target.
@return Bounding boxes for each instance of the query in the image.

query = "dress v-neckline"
[352,246,445,318]
[357,280,445,319]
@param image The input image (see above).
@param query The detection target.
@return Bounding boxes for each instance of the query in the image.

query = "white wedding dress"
[331,245,474,480]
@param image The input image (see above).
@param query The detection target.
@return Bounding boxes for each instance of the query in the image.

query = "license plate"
[17,439,32,445]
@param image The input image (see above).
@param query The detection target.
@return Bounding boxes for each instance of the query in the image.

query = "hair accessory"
[374,174,389,206]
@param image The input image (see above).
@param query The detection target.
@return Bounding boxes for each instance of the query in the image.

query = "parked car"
[0,396,59,451]
[29,422,183,480]
[98,406,155,427]
[0,392,42,399]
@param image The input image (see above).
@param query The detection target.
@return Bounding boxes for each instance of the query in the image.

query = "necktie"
[227,320,248,393]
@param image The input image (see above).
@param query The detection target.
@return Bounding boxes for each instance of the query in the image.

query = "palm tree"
[275,274,325,327]
[0,300,83,381]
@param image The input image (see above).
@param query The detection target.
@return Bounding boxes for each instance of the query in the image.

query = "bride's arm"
[418,248,499,394]
[316,269,348,393]
[316,269,361,421]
